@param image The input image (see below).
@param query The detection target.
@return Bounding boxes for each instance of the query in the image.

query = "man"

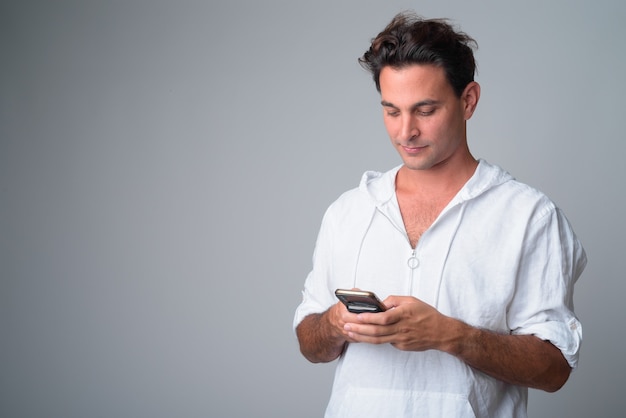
[293,11,586,418]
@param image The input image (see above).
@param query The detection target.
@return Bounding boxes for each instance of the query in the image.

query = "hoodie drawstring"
[352,207,377,288]
[433,202,467,307]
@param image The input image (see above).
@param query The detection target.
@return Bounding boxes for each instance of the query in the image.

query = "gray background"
[1,0,624,417]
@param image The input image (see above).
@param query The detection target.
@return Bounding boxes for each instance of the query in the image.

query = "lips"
[402,145,426,154]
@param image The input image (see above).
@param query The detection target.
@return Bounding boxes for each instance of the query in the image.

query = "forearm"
[444,318,571,392]
[296,310,347,363]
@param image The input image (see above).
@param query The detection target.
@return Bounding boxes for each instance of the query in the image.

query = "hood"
[358,159,514,209]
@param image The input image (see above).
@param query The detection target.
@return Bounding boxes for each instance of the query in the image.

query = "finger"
[356,310,399,326]
[344,326,394,345]
[344,322,396,338]
[383,295,418,308]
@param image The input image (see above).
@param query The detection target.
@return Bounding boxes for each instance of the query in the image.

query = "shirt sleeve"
[293,206,338,331]
[508,206,587,369]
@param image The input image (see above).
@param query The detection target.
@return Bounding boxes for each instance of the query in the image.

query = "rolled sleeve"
[512,317,582,368]
[508,207,587,369]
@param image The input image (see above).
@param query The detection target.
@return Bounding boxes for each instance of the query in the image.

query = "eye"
[417,107,435,116]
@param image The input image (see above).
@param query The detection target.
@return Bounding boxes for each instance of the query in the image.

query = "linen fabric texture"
[293,159,586,418]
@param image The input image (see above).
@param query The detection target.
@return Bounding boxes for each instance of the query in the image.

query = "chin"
[400,156,435,171]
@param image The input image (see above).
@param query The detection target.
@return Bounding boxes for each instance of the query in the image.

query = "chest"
[347,203,521,322]
[397,195,450,247]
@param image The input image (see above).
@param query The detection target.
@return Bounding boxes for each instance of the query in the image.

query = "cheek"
[382,117,397,136]
[428,116,457,140]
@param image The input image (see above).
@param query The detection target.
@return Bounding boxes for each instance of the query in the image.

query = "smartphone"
[335,289,387,313]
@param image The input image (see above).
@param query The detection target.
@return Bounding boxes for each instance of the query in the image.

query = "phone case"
[335,289,387,313]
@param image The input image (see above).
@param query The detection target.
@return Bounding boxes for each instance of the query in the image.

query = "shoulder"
[317,166,399,236]
[323,186,373,226]
[325,165,400,218]
[473,160,557,219]
[496,177,557,223]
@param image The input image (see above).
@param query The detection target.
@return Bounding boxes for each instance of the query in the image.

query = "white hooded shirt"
[294,160,586,418]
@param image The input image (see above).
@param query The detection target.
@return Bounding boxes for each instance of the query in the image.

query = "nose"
[399,115,419,142]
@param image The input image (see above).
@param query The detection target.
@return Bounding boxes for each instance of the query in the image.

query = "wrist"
[439,316,479,357]
[324,303,348,342]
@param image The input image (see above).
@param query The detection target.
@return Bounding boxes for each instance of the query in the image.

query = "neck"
[396,152,478,198]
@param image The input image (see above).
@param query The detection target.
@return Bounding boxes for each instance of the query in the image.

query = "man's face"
[379,64,473,171]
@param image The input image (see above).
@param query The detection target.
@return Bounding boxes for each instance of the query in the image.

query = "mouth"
[401,145,426,155]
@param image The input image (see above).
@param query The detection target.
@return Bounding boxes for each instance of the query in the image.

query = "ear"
[462,81,480,120]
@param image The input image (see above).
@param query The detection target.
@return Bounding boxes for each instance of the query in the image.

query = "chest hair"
[397,195,450,248]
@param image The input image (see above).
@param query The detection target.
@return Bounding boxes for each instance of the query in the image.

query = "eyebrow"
[381,99,440,109]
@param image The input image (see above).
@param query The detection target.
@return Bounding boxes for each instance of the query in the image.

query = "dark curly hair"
[359,11,478,97]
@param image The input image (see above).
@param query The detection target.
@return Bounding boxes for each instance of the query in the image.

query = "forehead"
[379,65,454,104]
